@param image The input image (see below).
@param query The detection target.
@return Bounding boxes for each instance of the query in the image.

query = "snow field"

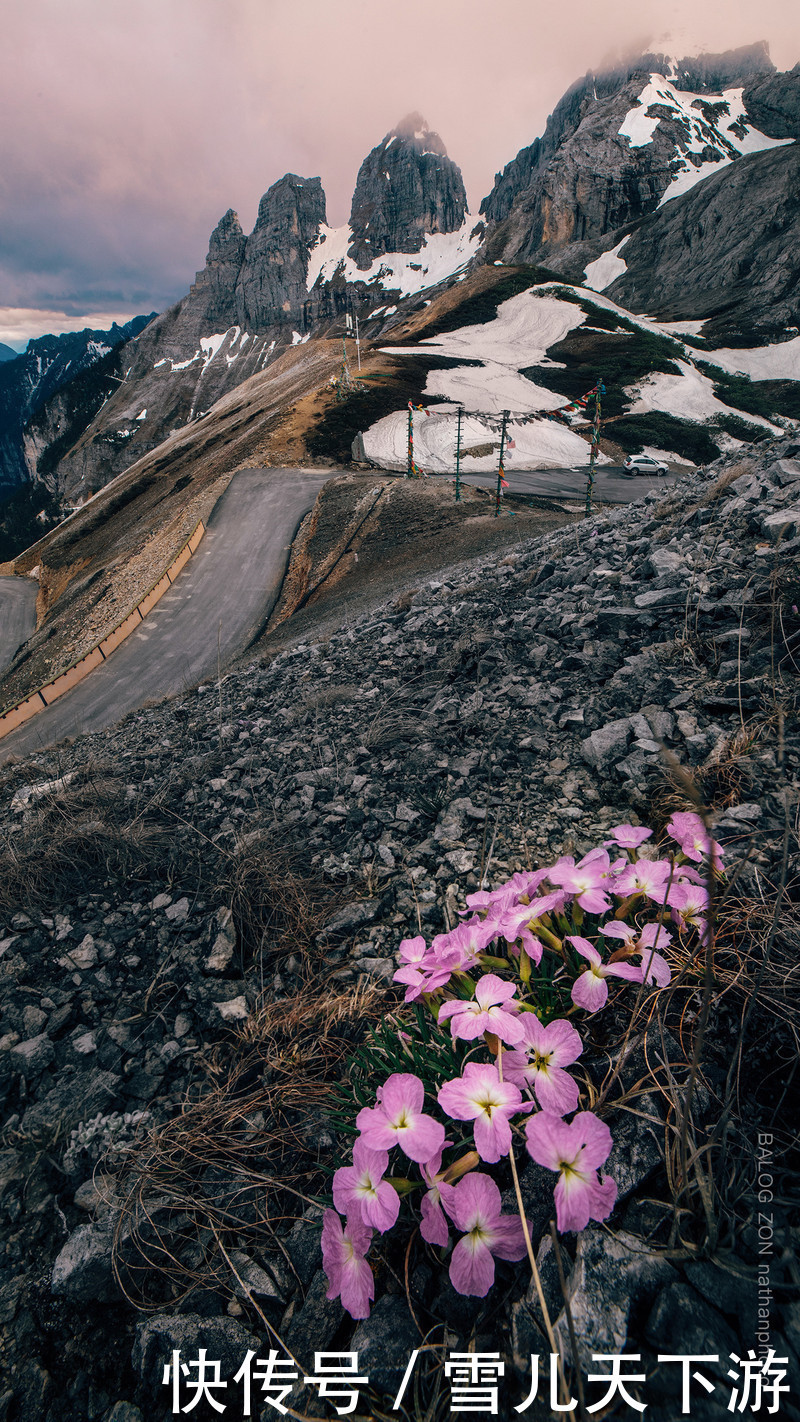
[361,406,607,474]
[584,238,630,292]
[627,359,782,431]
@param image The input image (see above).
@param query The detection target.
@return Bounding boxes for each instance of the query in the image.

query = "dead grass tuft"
[699,461,753,506]
[223,830,353,961]
[0,765,177,914]
[648,721,761,832]
[112,980,390,1309]
[393,587,420,612]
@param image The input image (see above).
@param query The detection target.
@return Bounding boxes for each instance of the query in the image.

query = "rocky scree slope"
[0,435,798,1417]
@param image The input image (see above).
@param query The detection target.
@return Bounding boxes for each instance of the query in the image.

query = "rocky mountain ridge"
[11,43,800,511]
[480,43,796,265]
[347,112,468,268]
[46,116,473,502]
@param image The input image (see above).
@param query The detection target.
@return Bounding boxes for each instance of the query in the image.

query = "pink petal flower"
[568,935,642,1013]
[332,1140,400,1233]
[667,811,724,866]
[601,920,637,945]
[438,973,525,1046]
[525,1112,617,1233]
[437,1063,524,1164]
[604,824,653,849]
[614,858,672,901]
[431,916,498,970]
[547,852,613,913]
[676,865,705,885]
[321,1209,374,1319]
[636,949,671,986]
[571,967,610,1012]
[446,1172,527,1296]
[418,1142,458,1246]
[392,964,428,1000]
[398,935,427,965]
[357,1073,445,1163]
[600,921,672,988]
[502,1016,583,1115]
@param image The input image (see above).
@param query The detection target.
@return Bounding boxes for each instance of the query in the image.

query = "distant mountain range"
[2,40,798,508]
[0,317,155,501]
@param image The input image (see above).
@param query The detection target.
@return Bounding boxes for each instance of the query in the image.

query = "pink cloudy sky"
[1,0,798,348]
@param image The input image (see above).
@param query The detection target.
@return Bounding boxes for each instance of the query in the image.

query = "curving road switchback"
[1,468,329,757]
[0,576,38,675]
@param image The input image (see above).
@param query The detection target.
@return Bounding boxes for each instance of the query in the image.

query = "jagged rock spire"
[348,116,467,270]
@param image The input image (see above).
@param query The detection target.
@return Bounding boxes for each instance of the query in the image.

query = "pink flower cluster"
[323,1058,617,1318]
[322,1069,529,1314]
[394,814,721,1014]
[322,817,719,1321]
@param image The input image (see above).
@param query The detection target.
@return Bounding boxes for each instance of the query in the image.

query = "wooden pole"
[585,378,604,517]
[407,402,414,479]
[495,409,509,517]
[455,404,463,501]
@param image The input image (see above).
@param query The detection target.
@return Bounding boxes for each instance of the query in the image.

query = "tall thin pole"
[407,402,414,479]
[355,313,361,371]
[585,378,604,517]
[495,409,509,517]
[455,404,463,502]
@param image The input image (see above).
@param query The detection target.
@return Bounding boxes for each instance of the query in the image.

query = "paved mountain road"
[447,464,679,502]
[1,468,329,757]
[0,576,38,675]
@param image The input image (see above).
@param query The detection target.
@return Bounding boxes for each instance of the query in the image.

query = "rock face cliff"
[235,175,327,329]
[479,42,782,263]
[604,144,800,344]
[133,174,328,366]
[347,113,468,268]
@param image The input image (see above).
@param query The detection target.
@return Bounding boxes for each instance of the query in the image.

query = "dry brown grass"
[223,830,354,962]
[649,721,762,832]
[112,980,390,1309]
[0,763,177,914]
[392,587,420,612]
[698,461,754,506]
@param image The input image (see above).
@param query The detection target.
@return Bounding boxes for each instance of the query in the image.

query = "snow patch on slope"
[584,237,630,292]
[618,75,793,206]
[424,365,565,416]
[306,220,481,297]
[699,337,800,383]
[153,327,269,375]
[417,291,586,368]
[363,279,797,469]
[362,406,606,474]
[627,359,781,430]
[380,289,588,414]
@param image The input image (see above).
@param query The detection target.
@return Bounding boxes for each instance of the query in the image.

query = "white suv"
[622,453,669,476]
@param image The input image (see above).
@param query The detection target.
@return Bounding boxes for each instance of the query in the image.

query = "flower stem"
[497,1042,569,1406]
